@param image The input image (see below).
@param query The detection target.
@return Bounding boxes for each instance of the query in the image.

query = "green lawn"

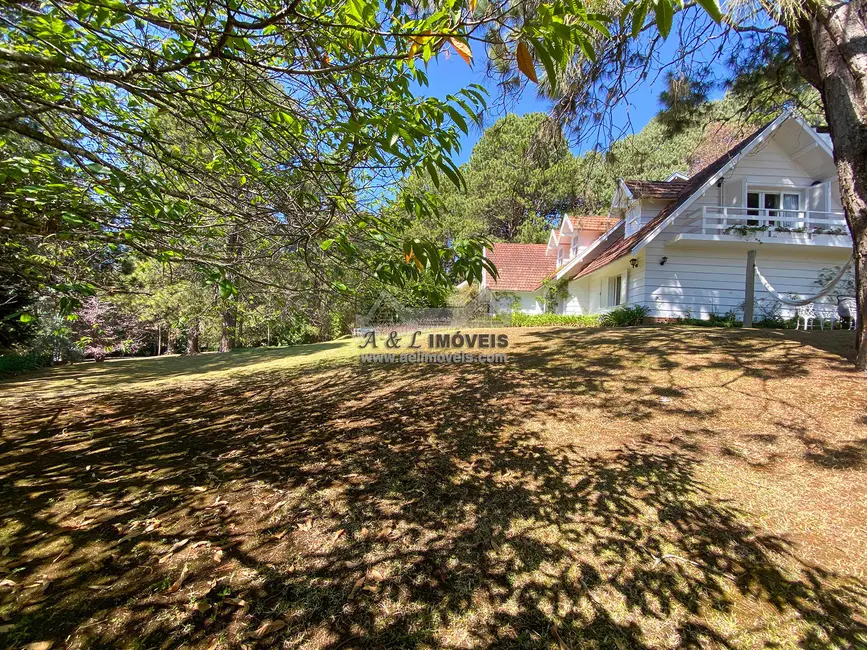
[0,327,866,649]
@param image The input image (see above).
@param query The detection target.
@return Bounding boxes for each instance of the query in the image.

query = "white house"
[482,111,852,321]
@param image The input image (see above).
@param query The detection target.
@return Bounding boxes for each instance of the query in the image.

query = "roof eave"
[549,220,623,285]
[617,178,635,201]
[791,112,835,159]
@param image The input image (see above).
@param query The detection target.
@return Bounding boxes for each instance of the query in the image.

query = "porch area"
[669,206,851,250]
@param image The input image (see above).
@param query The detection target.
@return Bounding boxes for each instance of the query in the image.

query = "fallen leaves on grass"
[348,569,386,600]
[376,523,401,541]
[297,517,314,531]
[348,577,365,599]
[159,538,191,563]
[52,543,73,563]
[143,519,161,533]
[252,619,286,639]
[166,564,188,593]
[188,600,211,614]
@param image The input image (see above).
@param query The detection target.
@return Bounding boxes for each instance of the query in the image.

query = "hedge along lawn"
[0,327,865,649]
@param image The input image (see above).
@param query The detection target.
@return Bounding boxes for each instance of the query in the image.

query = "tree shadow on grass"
[0,331,865,648]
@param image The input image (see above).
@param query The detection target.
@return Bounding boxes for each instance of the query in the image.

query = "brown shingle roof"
[622,179,689,199]
[566,118,777,282]
[568,215,622,231]
[484,243,555,292]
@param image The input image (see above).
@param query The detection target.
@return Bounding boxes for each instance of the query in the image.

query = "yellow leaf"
[468,0,477,11]
[449,37,473,66]
[411,31,432,46]
[516,41,538,83]
[408,41,420,60]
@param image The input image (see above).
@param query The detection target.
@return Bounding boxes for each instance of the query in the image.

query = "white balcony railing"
[697,206,849,237]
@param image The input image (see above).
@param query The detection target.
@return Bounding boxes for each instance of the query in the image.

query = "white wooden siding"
[494,290,545,315]
[640,199,668,225]
[562,254,646,315]
[642,242,849,319]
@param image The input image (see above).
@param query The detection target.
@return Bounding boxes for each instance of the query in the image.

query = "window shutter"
[807,182,830,212]
[620,271,628,305]
[723,177,746,208]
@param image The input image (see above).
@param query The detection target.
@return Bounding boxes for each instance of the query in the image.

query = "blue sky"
[416,39,728,166]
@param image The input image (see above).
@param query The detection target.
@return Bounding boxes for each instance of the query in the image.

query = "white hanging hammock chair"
[754,255,854,306]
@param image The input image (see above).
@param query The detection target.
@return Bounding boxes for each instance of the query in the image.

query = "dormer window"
[625,204,641,236]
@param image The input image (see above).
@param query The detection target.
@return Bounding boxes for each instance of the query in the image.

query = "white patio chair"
[814,302,838,330]
[837,297,858,330]
[795,303,816,330]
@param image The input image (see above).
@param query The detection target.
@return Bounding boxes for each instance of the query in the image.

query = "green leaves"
[0,0,729,311]
[629,1,649,37]
[654,0,673,38]
[623,0,722,40]
[694,0,723,23]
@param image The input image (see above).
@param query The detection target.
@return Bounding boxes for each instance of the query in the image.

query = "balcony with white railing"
[670,206,852,248]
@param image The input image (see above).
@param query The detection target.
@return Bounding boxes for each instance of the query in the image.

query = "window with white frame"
[625,204,641,236]
[746,190,801,228]
[605,272,627,307]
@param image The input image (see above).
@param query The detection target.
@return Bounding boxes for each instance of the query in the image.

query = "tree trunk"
[788,3,867,370]
[187,319,200,354]
[219,226,242,353]
[156,323,161,356]
[220,309,236,352]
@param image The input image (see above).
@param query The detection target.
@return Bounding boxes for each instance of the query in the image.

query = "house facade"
[482,112,852,321]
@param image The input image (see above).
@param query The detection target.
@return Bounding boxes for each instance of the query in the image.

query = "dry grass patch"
[0,326,865,649]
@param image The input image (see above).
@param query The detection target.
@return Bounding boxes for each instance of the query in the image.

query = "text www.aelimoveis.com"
[359,352,507,364]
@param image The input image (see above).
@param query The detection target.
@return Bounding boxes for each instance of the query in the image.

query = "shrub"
[0,349,53,378]
[707,310,741,328]
[677,311,741,327]
[754,316,797,329]
[600,305,649,327]
[506,305,649,328]
[509,313,602,327]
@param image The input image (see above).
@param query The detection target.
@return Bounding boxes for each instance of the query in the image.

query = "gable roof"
[622,179,689,200]
[562,113,787,282]
[567,215,621,231]
[484,243,556,292]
